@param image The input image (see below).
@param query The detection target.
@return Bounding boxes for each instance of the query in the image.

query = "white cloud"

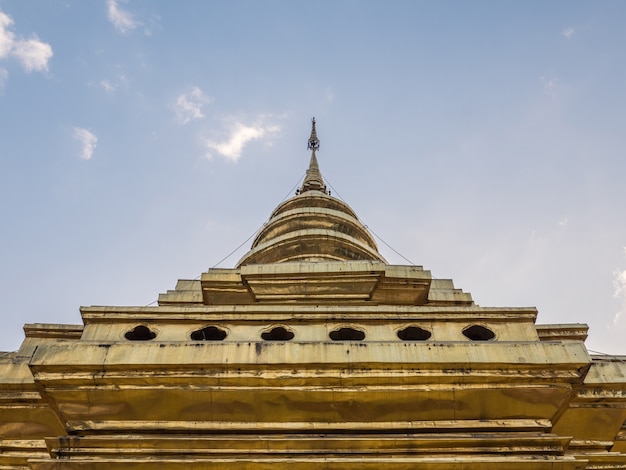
[0,10,53,73]
[73,127,98,160]
[205,119,280,162]
[107,0,137,34]
[562,27,574,38]
[174,87,212,125]
[11,36,53,72]
[0,12,15,58]
[558,216,568,227]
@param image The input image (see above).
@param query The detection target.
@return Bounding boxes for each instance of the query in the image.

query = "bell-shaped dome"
[237,119,385,266]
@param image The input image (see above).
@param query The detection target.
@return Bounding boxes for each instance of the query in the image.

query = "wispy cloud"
[541,76,558,92]
[95,73,128,93]
[205,117,281,162]
[0,10,53,74]
[325,88,334,103]
[0,68,7,93]
[174,87,212,125]
[558,216,568,228]
[107,0,137,34]
[614,268,626,301]
[100,79,115,92]
[562,27,574,38]
[73,127,98,160]
[612,247,626,326]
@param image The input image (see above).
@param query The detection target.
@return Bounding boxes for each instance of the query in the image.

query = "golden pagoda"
[1,119,626,469]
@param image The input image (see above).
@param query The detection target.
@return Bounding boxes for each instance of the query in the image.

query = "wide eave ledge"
[79,305,538,322]
[23,323,83,339]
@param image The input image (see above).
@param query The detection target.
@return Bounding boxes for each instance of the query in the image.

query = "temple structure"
[1,120,626,469]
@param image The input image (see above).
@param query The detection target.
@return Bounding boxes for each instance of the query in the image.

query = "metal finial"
[300,118,327,194]
[307,117,320,151]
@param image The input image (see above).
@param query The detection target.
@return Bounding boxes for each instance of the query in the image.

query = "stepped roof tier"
[1,120,626,469]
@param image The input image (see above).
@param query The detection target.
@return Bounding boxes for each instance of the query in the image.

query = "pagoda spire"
[300,117,328,194]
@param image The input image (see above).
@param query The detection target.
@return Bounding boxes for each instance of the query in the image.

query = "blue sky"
[1,1,626,354]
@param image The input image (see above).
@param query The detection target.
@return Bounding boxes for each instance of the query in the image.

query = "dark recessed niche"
[397,326,431,341]
[462,325,495,341]
[191,326,227,341]
[329,327,365,341]
[261,326,294,341]
[124,325,156,341]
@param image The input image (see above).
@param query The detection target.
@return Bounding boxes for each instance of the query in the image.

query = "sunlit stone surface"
[1,120,625,469]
